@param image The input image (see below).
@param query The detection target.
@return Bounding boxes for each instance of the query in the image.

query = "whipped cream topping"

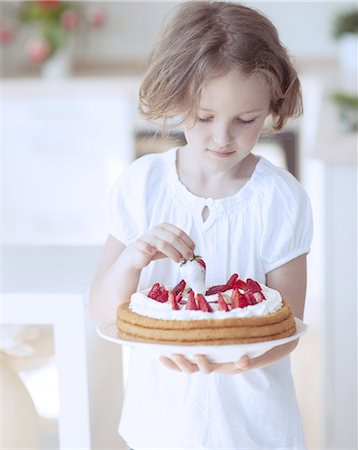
[129,284,282,321]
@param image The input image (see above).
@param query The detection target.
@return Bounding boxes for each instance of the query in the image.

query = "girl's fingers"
[154,225,195,259]
[140,235,184,262]
[194,354,215,374]
[141,225,195,262]
[234,355,251,370]
[160,353,251,375]
[129,223,195,268]
[159,356,181,371]
[171,354,199,373]
[161,223,195,251]
[159,355,199,373]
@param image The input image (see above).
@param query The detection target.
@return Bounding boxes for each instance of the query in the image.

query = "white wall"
[3,1,356,71]
[80,1,356,61]
[246,1,356,57]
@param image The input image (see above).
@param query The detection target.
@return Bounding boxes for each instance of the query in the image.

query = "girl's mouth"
[208,149,236,158]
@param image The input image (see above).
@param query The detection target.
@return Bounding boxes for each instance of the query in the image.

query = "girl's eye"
[237,118,255,125]
[197,117,256,124]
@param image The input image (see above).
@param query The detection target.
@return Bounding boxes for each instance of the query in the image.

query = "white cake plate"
[96,318,307,364]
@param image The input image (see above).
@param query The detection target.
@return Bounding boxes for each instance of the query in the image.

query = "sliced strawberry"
[225,273,239,289]
[234,279,247,291]
[196,294,213,312]
[205,284,228,295]
[148,282,169,302]
[253,291,266,303]
[176,292,184,304]
[245,292,257,305]
[147,282,163,299]
[238,293,249,308]
[246,278,262,293]
[185,289,199,310]
[217,292,229,311]
[173,279,186,296]
[231,289,240,309]
[155,290,169,303]
[169,290,180,310]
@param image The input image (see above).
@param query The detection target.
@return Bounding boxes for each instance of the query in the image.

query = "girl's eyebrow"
[199,107,264,114]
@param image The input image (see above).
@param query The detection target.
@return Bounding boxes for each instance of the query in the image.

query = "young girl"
[90,1,313,449]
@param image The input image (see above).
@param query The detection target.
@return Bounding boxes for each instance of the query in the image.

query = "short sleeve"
[260,171,313,274]
[108,175,137,244]
[108,161,148,245]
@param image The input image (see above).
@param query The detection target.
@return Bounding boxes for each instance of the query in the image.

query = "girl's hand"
[159,354,251,374]
[123,223,195,270]
[159,339,299,374]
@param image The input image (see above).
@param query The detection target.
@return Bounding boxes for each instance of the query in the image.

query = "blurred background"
[1,1,357,449]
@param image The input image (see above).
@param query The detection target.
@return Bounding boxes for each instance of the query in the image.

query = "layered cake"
[116,256,296,345]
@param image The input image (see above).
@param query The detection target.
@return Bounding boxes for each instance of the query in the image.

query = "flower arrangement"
[18,0,106,64]
[331,92,358,132]
[332,8,358,39]
[330,8,358,132]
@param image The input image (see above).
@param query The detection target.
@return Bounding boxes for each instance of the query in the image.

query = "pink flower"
[87,7,106,28]
[0,25,14,45]
[61,10,79,30]
[26,38,50,63]
[36,0,60,10]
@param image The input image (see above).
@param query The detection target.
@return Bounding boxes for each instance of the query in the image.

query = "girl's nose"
[212,124,233,147]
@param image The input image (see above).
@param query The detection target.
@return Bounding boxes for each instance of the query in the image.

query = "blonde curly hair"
[139,1,302,134]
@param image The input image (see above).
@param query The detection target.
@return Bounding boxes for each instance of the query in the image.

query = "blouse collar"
[167,147,267,214]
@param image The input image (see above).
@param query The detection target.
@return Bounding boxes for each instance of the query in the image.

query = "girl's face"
[183,69,272,173]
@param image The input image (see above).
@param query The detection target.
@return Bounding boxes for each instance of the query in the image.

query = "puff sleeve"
[108,156,152,245]
[259,169,313,274]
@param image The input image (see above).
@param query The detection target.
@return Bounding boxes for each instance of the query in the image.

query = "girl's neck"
[176,147,259,199]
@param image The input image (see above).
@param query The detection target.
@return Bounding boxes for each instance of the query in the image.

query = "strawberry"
[238,293,249,308]
[205,273,240,295]
[180,254,206,294]
[173,279,186,296]
[195,256,206,270]
[176,292,184,304]
[169,290,180,310]
[148,283,168,303]
[217,292,229,311]
[246,278,262,293]
[225,273,239,289]
[148,282,164,299]
[196,294,213,312]
[232,288,252,308]
[205,284,227,295]
[245,292,257,305]
[185,289,199,310]
[231,289,240,309]
[155,290,169,303]
[253,291,265,303]
[234,278,247,291]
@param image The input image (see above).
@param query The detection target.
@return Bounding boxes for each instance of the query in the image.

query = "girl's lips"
[208,149,235,157]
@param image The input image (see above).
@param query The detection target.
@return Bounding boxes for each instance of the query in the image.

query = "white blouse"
[110,147,313,449]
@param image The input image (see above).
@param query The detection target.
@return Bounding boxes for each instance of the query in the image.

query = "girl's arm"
[89,225,195,323]
[160,254,307,374]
